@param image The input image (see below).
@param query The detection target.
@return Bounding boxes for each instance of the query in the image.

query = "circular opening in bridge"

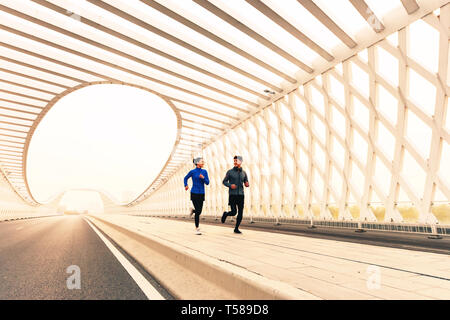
[27,84,178,204]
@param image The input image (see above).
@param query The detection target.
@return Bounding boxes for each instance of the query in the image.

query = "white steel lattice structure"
[123,3,450,233]
[0,1,448,231]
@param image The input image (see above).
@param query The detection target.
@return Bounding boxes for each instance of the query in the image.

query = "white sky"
[58,190,104,213]
[26,84,177,207]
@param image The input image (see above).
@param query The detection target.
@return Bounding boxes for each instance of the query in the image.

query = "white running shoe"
[189,208,194,217]
[195,228,202,235]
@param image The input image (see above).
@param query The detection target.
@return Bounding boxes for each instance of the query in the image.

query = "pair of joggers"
[184,156,249,234]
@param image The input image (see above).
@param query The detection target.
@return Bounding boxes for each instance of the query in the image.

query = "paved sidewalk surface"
[93,214,450,300]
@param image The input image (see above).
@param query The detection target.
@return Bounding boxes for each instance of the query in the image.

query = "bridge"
[0,0,449,301]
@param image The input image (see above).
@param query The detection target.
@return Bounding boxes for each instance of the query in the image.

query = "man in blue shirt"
[184,157,209,235]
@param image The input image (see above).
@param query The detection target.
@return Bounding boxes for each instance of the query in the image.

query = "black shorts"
[228,194,244,206]
[191,192,205,202]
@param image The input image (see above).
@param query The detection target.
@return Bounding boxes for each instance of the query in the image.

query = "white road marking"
[83,218,165,300]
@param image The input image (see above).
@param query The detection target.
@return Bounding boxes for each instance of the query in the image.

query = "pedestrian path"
[90,214,450,300]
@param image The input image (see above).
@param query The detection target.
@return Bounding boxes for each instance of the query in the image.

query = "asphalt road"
[0,215,171,300]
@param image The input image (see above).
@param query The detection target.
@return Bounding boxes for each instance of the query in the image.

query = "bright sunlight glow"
[26,84,178,204]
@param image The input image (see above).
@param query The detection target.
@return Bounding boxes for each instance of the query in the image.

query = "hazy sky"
[59,190,104,213]
[26,84,177,206]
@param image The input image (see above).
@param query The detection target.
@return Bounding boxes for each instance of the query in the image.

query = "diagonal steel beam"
[0,55,85,84]
[0,143,23,149]
[0,113,34,122]
[0,66,69,89]
[85,0,283,93]
[0,78,58,95]
[178,109,233,126]
[0,120,31,129]
[0,132,26,139]
[401,0,420,14]
[349,0,385,33]
[244,0,334,62]
[5,3,260,107]
[296,0,357,48]
[193,0,312,74]
[0,22,253,113]
[0,41,115,82]
[0,88,50,103]
[139,0,299,82]
[0,105,40,116]
[30,0,270,99]
[0,138,25,145]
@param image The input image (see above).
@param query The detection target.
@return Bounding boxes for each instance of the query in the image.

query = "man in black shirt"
[221,156,249,234]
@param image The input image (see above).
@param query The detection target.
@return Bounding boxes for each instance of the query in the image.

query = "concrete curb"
[87,214,321,300]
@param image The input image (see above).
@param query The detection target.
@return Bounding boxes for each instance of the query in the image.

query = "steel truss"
[125,4,449,228]
[0,1,447,227]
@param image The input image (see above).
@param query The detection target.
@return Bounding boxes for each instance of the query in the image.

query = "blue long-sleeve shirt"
[184,167,209,194]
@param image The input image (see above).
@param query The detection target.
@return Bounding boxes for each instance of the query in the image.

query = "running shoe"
[221,212,227,223]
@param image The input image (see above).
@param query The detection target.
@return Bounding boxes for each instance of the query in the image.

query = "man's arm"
[244,171,249,187]
[222,170,231,187]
